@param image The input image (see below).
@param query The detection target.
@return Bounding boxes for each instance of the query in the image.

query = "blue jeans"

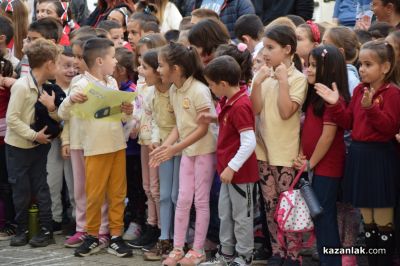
[159,156,181,240]
[312,175,342,266]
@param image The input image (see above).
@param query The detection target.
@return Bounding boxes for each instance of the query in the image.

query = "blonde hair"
[26,38,62,69]
[0,0,29,59]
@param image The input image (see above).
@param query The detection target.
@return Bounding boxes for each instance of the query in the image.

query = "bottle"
[28,204,39,240]
[299,178,323,218]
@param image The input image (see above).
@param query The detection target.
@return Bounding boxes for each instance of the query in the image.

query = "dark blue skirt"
[343,141,399,208]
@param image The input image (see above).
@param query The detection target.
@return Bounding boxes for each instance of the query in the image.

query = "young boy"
[0,16,19,70]
[5,38,62,247]
[127,12,158,52]
[200,55,258,266]
[234,14,264,58]
[97,20,125,48]
[58,38,133,257]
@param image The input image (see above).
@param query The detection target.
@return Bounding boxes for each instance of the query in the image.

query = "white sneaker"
[122,222,141,241]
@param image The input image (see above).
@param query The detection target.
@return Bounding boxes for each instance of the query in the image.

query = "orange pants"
[85,149,126,236]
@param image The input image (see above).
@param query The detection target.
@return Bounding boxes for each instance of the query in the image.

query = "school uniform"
[216,88,258,259]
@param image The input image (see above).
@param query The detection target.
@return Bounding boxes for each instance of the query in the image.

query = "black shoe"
[10,230,28,246]
[142,241,157,252]
[127,225,160,249]
[52,220,62,235]
[0,223,17,241]
[107,236,133,257]
[29,227,55,247]
[74,235,101,257]
[267,254,285,266]
[253,246,272,264]
[282,257,301,266]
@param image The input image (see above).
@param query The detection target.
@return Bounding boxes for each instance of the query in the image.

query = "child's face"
[45,57,59,80]
[56,54,76,86]
[23,31,44,53]
[108,10,125,27]
[127,20,141,51]
[296,27,316,62]
[262,37,290,68]
[36,2,59,20]
[252,51,266,74]
[109,28,124,48]
[306,55,317,85]
[72,44,87,74]
[100,47,117,76]
[157,55,173,84]
[141,61,160,86]
[358,49,389,85]
[371,0,390,22]
[137,45,149,66]
[206,78,224,98]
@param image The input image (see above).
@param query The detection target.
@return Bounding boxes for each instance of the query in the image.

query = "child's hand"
[70,91,88,103]
[253,66,271,86]
[197,113,216,124]
[149,145,176,167]
[293,154,307,170]
[314,82,339,105]
[39,90,56,112]
[61,145,70,159]
[361,87,375,108]
[0,77,16,89]
[129,126,139,139]
[35,126,51,144]
[121,102,133,115]
[220,166,235,184]
[148,143,159,152]
[275,63,288,82]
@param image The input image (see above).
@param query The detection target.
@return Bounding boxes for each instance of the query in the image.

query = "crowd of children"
[1,0,400,266]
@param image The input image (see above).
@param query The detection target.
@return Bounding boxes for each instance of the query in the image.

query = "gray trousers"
[219,182,254,258]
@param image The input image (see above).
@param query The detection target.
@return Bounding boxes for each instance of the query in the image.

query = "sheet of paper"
[72,81,136,121]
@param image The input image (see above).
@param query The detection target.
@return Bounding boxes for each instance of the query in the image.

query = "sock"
[111,236,118,239]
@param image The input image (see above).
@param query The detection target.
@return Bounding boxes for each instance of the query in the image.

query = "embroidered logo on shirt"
[167,103,174,113]
[183,97,190,109]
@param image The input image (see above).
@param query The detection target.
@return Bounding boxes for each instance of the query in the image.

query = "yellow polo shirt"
[150,88,176,144]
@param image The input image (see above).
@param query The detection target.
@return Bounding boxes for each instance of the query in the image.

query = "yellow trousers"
[85,149,126,236]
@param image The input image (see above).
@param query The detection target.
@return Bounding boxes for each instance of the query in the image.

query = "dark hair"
[361,39,397,83]
[83,37,114,68]
[62,45,74,57]
[29,17,62,43]
[264,25,302,71]
[69,26,96,42]
[204,55,241,86]
[115,47,136,81]
[298,22,325,43]
[303,45,350,116]
[164,29,180,42]
[191,8,219,20]
[354,29,373,44]
[142,48,159,71]
[325,26,360,63]
[0,15,13,45]
[37,0,72,26]
[215,44,252,83]
[159,42,206,84]
[368,21,395,39]
[97,19,122,32]
[142,21,160,33]
[137,33,167,51]
[286,15,306,26]
[234,14,264,42]
[0,52,13,77]
[188,18,230,56]
[72,35,97,49]
[129,12,159,29]
[380,0,400,13]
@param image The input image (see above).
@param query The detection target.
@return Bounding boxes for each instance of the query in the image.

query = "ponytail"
[293,53,303,72]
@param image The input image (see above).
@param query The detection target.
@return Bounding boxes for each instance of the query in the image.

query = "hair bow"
[61,2,69,21]
[237,43,247,52]
[4,0,14,12]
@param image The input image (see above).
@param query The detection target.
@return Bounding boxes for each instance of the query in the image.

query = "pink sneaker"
[177,249,206,266]
[64,231,86,248]
[99,234,110,249]
[162,248,185,266]
[342,255,357,266]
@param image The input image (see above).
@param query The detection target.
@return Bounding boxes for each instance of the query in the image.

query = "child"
[150,42,217,266]
[5,38,62,247]
[127,12,159,52]
[59,38,133,257]
[234,14,265,58]
[46,46,76,234]
[250,25,308,265]
[113,47,146,242]
[199,55,258,266]
[294,45,351,266]
[190,8,220,24]
[0,16,19,70]
[138,49,178,261]
[0,55,16,240]
[385,30,400,86]
[316,39,400,266]
[97,20,125,48]
[60,35,110,249]
[107,6,132,38]
[295,21,325,70]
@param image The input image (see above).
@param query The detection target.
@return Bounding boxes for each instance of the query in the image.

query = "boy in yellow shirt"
[59,38,133,257]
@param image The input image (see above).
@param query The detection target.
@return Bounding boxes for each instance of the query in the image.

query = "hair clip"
[187,46,192,51]
[4,0,14,12]
[237,43,247,52]
[1,60,4,69]
[61,2,69,21]
[321,49,328,57]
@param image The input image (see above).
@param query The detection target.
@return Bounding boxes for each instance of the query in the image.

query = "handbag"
[274,164,315,251]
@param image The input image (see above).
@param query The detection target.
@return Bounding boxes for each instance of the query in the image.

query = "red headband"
[306,20,320,43]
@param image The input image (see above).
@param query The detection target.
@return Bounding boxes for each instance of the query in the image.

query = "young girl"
[150,42,217,266]
[294,45,350,266]
[126,34,167,249]
[36,0,80,46]
[315,40,400,266]
[385,30,400,86]
[250,25,308,265]
[295,21,325,70]
[138,49,179,261]
[113,47,146,242]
